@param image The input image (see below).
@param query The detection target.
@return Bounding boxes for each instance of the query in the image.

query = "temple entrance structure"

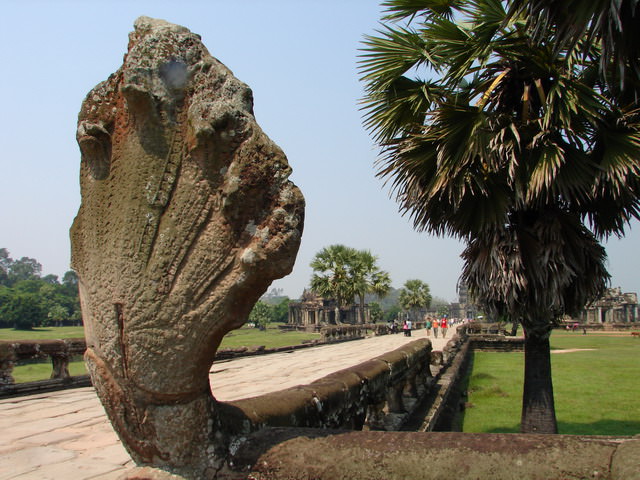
[288,290,369,327]
[448,280,479,320]
[580,287,639,323]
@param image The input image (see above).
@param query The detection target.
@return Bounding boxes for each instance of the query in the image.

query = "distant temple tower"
[580,287,638,323]
[448,279,479,319]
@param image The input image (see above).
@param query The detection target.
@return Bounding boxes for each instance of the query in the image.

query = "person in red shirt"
[441,316,448,338]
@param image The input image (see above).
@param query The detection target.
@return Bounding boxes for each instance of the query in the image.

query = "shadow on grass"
[557,419,640,436]
[480,419,640,436]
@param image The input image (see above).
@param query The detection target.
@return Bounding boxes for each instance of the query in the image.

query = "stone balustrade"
[319,324,392,342]
[226,338,433,433]
[319,325,366,343]
[223,429,639,480]
[0,338,90,396]
[464,322,508,335]
[319,322,421,342]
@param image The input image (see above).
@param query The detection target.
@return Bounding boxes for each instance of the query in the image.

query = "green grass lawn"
[459,332,640,435]
[6,324,320,383]
[12,358,88,383]
[219,324,320,349]
[0,326,86,340]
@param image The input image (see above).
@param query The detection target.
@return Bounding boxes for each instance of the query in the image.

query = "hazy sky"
[1,1,639,302]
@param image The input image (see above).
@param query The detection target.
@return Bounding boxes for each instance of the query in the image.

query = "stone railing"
[463,322,508,335]
[0,338,91,396]
[223,429,639,480]
[0,328,416,396]
[319,322,434,342]
[319,324,368,342]
[226,338,433,433]
[470,335,525,351]
[216,327,639,479]
[319,322,427,341]
[571,322,640,332]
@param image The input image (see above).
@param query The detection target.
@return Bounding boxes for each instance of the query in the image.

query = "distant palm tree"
[370,270,392,300]
[398,279,432,322]
[352,250,392,323]
[310,245,356,323]
[360,0,640,433]
[310,245,391,324]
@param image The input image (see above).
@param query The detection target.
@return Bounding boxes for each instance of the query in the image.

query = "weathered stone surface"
[70,16,304,477]
[611,438,640,480]
[226,429,625,480]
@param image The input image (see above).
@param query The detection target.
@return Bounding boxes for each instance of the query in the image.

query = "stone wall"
[222,429,639,480]
[470,335,525,352]
[0,339,90,396]
[225,339,433,433]
[214,328,639,480]
[0,326,384,397]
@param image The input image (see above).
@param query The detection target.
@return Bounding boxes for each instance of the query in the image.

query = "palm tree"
[351,250,392,323]
[507,0,640,99]
[360,0,640,433]
[310,245,357,324]
[310,245,391,324]
[370,270,392,299]
[460,208,609,432]
[398,279,432,322]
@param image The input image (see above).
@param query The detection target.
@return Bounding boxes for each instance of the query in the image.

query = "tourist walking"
[406,319,412,337]
[402,320,408,336]
[424,315,432,337]
[432,317,439,338]
[441,316,448,338]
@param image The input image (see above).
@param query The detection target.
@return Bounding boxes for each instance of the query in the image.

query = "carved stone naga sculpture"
[70,17,304,478]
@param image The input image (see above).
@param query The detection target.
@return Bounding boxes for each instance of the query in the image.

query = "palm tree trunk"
[359,294,366,324]
[520,330,558,434]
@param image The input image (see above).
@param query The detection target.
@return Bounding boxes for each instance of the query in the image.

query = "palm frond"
[461,208,609,324]
[360,24,434,89]
[361,76,442,143]
[382,0,465,21]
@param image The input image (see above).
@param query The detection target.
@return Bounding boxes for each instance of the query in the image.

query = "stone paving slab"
[0,329,451,479]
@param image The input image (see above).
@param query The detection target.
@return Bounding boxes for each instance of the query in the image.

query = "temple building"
[288,290,369,328]
[448,280,480,320]
[579,287,639,323]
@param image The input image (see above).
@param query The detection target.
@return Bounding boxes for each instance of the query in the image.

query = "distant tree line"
[249,288,292,329]
[0,248,81,330]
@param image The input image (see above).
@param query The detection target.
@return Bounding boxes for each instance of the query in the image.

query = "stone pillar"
[0,343,15,386]
[70,17,304,478]
[386,383,405,414]
[50,353,71,379]
[363,400,387,431]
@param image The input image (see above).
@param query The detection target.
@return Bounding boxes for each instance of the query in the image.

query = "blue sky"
[1,1,639,302]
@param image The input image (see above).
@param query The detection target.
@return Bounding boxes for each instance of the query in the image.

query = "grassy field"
[219,325,320,349]
[12,358,88,383]
[6,324,320,383]
[0,326,85,340]
[458,331,640,435]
